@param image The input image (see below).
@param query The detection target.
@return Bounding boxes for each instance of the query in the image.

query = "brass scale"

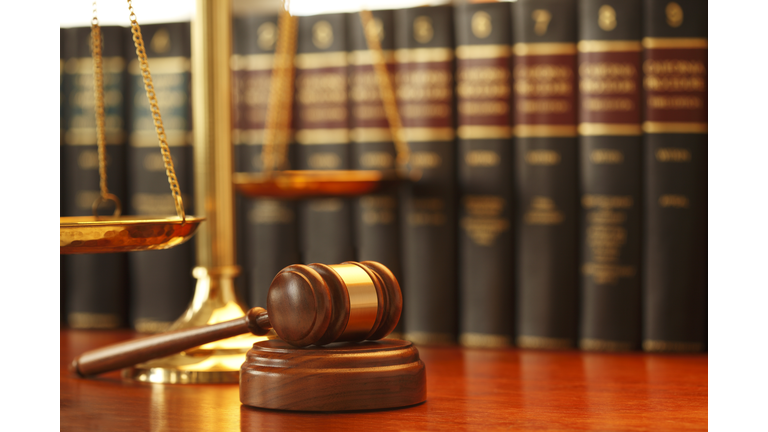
[60,0,415,383]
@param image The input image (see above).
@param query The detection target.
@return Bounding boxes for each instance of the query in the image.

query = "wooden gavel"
[72,261,402,377]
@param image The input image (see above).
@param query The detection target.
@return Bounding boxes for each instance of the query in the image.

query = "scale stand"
[123,266,269,384]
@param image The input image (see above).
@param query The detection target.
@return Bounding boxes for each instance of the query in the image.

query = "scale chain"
[126,0,186,222]
[90,2,121,217]
[261,0,297,174]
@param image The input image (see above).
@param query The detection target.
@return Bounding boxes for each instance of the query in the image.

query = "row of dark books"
[60,0,707,352]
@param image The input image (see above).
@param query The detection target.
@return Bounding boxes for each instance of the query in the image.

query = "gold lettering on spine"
[598,5,617,32]
[409,198,446,226]
[655,147,691,162]
[582,194,636,284]
[461,195,509,246]
[360,196,396,225]
[524,196,564,225]
[532,10,552,36]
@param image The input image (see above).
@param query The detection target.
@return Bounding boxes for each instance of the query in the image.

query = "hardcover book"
[641,0,707,353]
[577,0,643,351]
[347,10,404,334]
[395,5,458,345]
[233,13,301,308]
[294,13,355,264]
[454,1,515,348]
[62,26,129,329]
[125,22,195,333]
[513,0,580,350]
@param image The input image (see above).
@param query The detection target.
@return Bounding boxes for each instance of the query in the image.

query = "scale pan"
[60,215,204,255]
[233,170,397,199]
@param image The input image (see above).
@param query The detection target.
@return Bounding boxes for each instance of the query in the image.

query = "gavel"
[72,261,402,377]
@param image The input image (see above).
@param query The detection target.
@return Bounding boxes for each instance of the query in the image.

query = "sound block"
[240,338,426,412]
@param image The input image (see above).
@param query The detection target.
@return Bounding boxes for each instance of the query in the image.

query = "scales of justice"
[61,0,425,411]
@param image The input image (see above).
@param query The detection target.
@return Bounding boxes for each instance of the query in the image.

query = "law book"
[395,5,458,345]
[512,0,580,350]
[641,0,707,353]
[294,13,355,264]
[61,26,129,329]
[454,2,514,348]
[233,14,301,309]
[346,10,404,335]
[577,0,643,351]
[125,22,195,333]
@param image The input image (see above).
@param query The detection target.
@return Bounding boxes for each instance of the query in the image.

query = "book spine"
[577,0,643,351]
[454,2,514,348]
[233,14,301,308]
[347,10,404,335]
[641,0,707,353]
[395,5,458,345]
[62,26,129,329]
[126,23,195,333]
[512,0,580,350]
[294,14,355,264]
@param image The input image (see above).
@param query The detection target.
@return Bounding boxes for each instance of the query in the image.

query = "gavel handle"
[71,307,271,377]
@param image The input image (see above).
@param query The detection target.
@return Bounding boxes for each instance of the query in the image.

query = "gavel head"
[266,261,402,347]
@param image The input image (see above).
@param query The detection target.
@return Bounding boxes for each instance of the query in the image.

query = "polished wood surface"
[61,329,707,431]
[240,339,426,411]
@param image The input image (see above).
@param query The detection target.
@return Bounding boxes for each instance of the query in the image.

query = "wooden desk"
[61,329,707,431]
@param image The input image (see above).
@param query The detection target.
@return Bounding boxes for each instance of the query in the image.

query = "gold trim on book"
[65,56,126,74]
[129,57,191,74]
[643,340,703,353]
[456,44,510,60]
[134,318,173,334]
[642,122,707,134]
[404,331,455,346]
[578,123,642,136]
[64,128,126,146]
[350,127,393,143]
[513,42,577,56]
[577,40,642,53]
[517,335,573,350]
[460,333,512,348]
[457,125,512,139]
[394,48,454,63]
[230,53,274,71]
[642,37,708,49]
[515,124,578,137]
[348,49,396,66]
[130,130,193,147]
[68,312,121,329]
[579,338,633,352]
[402,127,455,142]
[233,129,267,145]
[294,51,347,69]
[295,128,350,145]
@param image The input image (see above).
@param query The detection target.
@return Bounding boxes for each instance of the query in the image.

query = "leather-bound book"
[642,0,707,353]
[454,2,514,348]
[294,14,355,264]
[512,0,579,350]
[125,22,195,333]
[347,10,403,335]
[577,0,643,351]
[62,26,129,329]
[233,14,301,308]
[395,5,457,345]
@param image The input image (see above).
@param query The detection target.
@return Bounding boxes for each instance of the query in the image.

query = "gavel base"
[240,339,426,411]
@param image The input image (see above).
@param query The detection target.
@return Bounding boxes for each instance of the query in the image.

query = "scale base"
[240,339,426,411]
[122,346,252,384]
